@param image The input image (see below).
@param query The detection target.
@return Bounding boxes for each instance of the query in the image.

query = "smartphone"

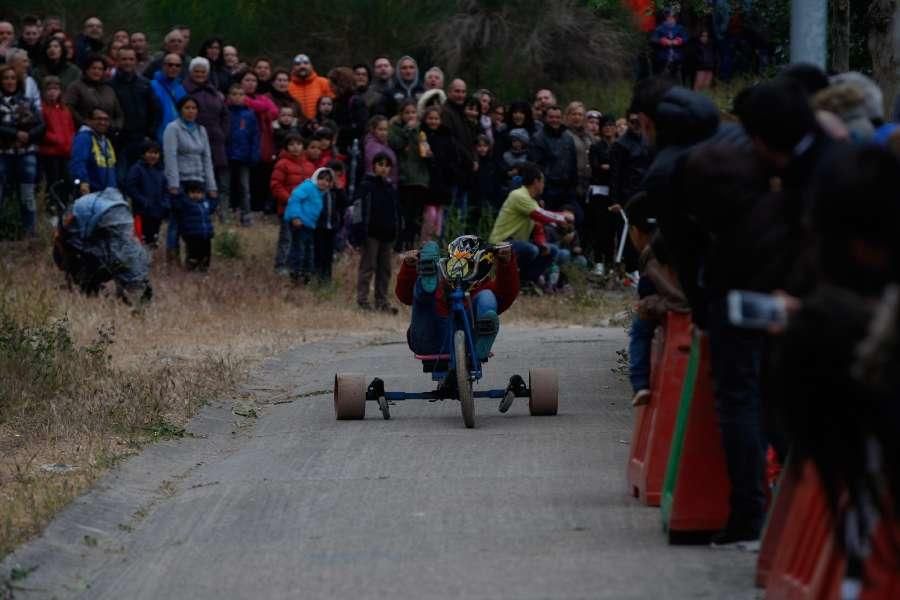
[727,290,788,330]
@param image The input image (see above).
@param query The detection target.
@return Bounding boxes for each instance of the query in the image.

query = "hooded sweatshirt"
[283,168,331,227]
[386,56,425,107]
[150,71,187,142]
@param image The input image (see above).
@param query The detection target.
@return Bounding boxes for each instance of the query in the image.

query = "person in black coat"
[420,105,463,242]
[109,46,157,177]
[125,141,168,246]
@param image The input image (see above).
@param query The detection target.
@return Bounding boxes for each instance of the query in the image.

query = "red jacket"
[395,255,520,317]
[270,150,315,216]
[39,102,75,158]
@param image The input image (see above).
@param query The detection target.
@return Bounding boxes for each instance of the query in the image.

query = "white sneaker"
[592,262,606,276]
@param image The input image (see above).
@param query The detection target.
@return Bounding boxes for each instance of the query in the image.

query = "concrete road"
[2,327,756,599]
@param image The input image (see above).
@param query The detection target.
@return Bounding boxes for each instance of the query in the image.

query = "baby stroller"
[50,182,152,304]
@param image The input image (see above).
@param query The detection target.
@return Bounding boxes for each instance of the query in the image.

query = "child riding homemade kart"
[333,235,558,428]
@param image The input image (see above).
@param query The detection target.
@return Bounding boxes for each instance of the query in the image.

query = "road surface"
[2,327,756,599]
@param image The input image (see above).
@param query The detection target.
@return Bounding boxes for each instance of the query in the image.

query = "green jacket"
[388,119,429,188]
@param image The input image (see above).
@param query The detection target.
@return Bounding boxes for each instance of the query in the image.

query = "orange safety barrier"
[660,332,731,542]
[627,311,692,506]
[762,460,900,599]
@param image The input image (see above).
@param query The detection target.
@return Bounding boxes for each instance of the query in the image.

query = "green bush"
[214,229,243,259]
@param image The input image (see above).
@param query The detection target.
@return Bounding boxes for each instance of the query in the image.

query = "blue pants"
[511,240,558,283]
[707,297,767,534]
[288,225,314,278]
[628,315,656,393]
[407,278,498,356]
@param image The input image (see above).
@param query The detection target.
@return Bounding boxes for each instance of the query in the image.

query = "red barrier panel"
[764,461,840,599]
[661,333,731,542]
[757,456,801,587]
[627,312,692,506]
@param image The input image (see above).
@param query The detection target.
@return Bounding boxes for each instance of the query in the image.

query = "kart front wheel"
[455,330,475,428]
[334,373,366,420]
[529,368,558,416]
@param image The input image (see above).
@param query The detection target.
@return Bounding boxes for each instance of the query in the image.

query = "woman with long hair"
[32,37,81,91]
[197,37,231,94]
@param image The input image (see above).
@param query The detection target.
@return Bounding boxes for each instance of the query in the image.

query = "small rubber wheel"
[377,396,391,420]
[334,373,366,420]
[455,330,475,428]
[529,368,558,416]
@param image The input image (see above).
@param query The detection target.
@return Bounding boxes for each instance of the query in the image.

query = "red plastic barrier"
[757,457,801,588]
[627,312,692,506]
[663,333,731,541]
[764,461,842,599]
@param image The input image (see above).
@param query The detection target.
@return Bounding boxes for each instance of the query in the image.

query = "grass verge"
[0,215,630,559]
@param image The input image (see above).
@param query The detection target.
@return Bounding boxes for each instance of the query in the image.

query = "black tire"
[334,373,366,420]
[455,330,475,428]
[529,368,559,416]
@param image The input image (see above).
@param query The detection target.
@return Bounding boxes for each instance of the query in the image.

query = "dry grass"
[0,216,629,559]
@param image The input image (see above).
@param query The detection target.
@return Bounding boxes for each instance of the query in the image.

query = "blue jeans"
[288,225,314,278]
[0,153,37,233]
[274,220,291,270]
[706,297,767,533]
[510,240,558,283]
[628,315,655,393]
[407,279,498,356]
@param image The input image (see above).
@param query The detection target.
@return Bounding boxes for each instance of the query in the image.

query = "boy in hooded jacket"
[125,140,168,246]
[354,152,401,312]
[284,167,334,282]
[271,133,315,273]
[174,180,218,271]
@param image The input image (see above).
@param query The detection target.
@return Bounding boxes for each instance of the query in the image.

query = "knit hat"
[509,128,530,145]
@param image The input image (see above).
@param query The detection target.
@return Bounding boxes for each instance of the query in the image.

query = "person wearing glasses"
[149,53,187,142]
[70,107,117,195]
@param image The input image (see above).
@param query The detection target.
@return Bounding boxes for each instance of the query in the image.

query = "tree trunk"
[831,0,851,72]
[867,0,900,117]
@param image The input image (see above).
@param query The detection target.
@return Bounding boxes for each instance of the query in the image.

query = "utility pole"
[790,0,828,67]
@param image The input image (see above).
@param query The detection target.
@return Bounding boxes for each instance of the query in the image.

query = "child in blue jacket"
[284,167,334,282]
[125,141,168,247]
[226,84,260,226]
[174,180,218,271]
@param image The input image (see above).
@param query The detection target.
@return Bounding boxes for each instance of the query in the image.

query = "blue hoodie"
[70,126,117,192]
[150,71,187,142]
[283,175,326,228]
[174,191,218,239]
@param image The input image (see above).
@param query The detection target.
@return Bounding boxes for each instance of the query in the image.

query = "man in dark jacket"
[74,16,104,69]
[609,113,651,209]
[441,78,477,217]
[528,105,577,213]
[110,46,156,178]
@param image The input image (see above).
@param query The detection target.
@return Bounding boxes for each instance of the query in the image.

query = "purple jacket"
[363,133,397,188]
[183,78,230,169]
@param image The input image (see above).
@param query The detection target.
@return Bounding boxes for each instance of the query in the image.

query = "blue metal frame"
[445,284,482,384]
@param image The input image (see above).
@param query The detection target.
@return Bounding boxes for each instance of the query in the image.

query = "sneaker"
[418,241,440,293]
[592,262,606,276]
[631,389,651,406]
[357,301,373,311]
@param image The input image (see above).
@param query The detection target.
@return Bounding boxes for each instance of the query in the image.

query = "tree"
[867,0,900,116]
